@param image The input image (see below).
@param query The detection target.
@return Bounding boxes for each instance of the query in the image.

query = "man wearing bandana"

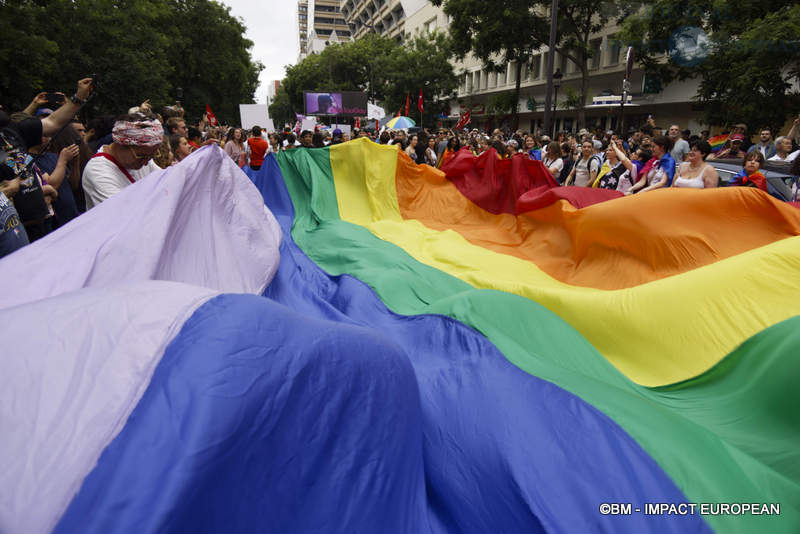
[82,111,163,209]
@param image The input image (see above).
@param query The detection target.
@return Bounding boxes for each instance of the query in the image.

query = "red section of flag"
[417,89,423,113]
[205,104,218,126]
[375,119,379,130]
[355,117,361,129]
[455,110,472,130]
[404,93,410,116]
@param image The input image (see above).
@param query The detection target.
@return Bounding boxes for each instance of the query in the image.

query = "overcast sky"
[220,1,300,103]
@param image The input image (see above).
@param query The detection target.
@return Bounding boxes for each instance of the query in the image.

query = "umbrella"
[384,116,416,129]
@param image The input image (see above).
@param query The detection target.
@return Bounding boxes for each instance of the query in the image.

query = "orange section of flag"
[394,153,800,290]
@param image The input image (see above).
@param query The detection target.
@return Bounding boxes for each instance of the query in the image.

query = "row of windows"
[315,28,351,37]
[461,39,626,93]
[315,4,340,12]
[315,16,347,25]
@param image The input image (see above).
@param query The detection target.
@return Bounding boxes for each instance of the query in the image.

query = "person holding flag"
[205,105,218,127]
[455,110,471,131]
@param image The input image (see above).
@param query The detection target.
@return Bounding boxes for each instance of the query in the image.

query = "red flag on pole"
[417,89,423,113]
[205,104,218,126]
[404,93,410,116]
[355,117,361,129]
[455,109,472,130]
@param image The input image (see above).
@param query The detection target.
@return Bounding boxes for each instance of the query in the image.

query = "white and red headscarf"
[112,119,163,147]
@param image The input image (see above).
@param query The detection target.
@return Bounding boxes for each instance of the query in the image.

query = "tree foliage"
[272,32,458,127]
[0,0,262,124]
[431,0,548,126]
[618,1,800,130]
[432,0,616,128]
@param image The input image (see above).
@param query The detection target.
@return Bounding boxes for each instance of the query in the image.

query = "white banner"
[367,102,386,120]
[239,104,270,131]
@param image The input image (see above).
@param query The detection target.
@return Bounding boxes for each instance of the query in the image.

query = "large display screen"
[304,91,368,116]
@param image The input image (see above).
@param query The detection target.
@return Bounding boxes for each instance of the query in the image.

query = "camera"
[45,93,65,106]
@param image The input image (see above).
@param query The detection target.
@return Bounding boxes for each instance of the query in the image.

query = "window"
[530,55,541,80]
[423,17,436,34]
[606,35,621,65]
[589,39,602,70]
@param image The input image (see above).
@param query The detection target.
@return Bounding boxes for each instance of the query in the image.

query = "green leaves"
[273,32,458,127]
[619,0,800,130]
[0,0,262,124]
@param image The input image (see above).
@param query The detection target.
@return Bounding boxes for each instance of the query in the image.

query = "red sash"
[90,151,135,184]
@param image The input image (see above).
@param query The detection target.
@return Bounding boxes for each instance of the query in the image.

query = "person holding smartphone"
[1,78,94,249]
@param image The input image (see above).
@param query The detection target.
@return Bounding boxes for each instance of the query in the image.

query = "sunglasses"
[128,146,155,161]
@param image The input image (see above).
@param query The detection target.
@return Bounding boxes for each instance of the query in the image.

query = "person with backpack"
[564,140,599,187]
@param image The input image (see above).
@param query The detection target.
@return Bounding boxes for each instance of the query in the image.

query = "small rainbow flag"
[708,133,729,152]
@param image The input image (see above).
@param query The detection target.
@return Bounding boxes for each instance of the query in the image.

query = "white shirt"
[573,157,599,187]
[543,157,564,176]
[83,145,161,209]
[768,150,799,162]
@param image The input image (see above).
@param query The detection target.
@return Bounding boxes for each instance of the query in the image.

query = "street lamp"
[552,68,562,137]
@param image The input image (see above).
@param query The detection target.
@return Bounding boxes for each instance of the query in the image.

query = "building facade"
[299,0,352,60]
[341,0,428,42]
[333,1,707,134]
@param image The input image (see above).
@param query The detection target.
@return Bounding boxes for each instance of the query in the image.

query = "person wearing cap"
[709,134,747,160]
[505,139,520,158]
[81,111,164,209]
[732,123,751,151]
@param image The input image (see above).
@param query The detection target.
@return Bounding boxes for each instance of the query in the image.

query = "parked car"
[706,158,797,201]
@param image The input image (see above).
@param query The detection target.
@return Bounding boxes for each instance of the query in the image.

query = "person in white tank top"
[672,140,719,189]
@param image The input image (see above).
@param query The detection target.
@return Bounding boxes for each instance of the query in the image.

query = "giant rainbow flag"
[1,140,798,533]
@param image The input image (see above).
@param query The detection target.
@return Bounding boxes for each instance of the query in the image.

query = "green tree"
[431,0,548,127]
[381,32,459,127]
[432,0,615,128]
[268,88,294,129]
[0,1,58,110]
[550,0,618,127]
[166,0,263,123]
[619,1,800,131]
[0,0,262,124]
[275,34,396,119]
[273,32,457,128]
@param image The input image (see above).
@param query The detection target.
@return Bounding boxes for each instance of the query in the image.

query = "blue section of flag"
[54,155,710,533]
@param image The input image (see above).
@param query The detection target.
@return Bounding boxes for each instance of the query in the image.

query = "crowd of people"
[2,78,800,260]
